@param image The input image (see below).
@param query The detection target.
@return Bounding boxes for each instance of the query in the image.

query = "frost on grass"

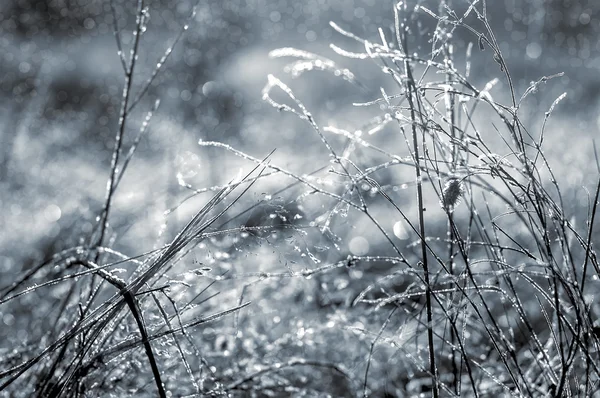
[3,1,600,398]
[269,47,359,85]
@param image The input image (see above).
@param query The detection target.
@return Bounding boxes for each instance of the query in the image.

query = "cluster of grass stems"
[2,0,600,396]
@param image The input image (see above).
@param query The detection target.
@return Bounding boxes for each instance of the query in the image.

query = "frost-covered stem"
[114,99,160,191]
[403,42,439,398]
[126,3,197,113]
[75,259,167,397]
[441,1,460,390]
[581,173,600,292]
[123,293,167,398]
[95,0,146,250]
[91,5,167,392]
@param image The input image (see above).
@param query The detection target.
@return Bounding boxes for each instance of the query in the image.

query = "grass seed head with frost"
[440,178,464,213]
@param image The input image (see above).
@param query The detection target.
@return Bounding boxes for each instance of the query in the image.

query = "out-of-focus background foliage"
[1,0,599,271]
[1,0,599,393]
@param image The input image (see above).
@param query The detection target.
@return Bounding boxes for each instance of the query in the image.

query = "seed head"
[441,178,464,213]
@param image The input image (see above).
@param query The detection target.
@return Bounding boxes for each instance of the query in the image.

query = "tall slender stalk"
[94,0,146,250]
[401,35,439,398]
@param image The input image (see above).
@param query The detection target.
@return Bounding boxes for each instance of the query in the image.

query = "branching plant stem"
[95,0,146,251]
[401,34,439,398]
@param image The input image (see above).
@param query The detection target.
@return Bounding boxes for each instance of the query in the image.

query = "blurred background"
[2,0,599,274]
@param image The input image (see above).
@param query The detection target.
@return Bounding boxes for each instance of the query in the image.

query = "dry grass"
[2,1,600,397]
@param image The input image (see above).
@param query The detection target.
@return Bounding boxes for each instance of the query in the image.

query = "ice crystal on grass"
[269,48,358,85]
